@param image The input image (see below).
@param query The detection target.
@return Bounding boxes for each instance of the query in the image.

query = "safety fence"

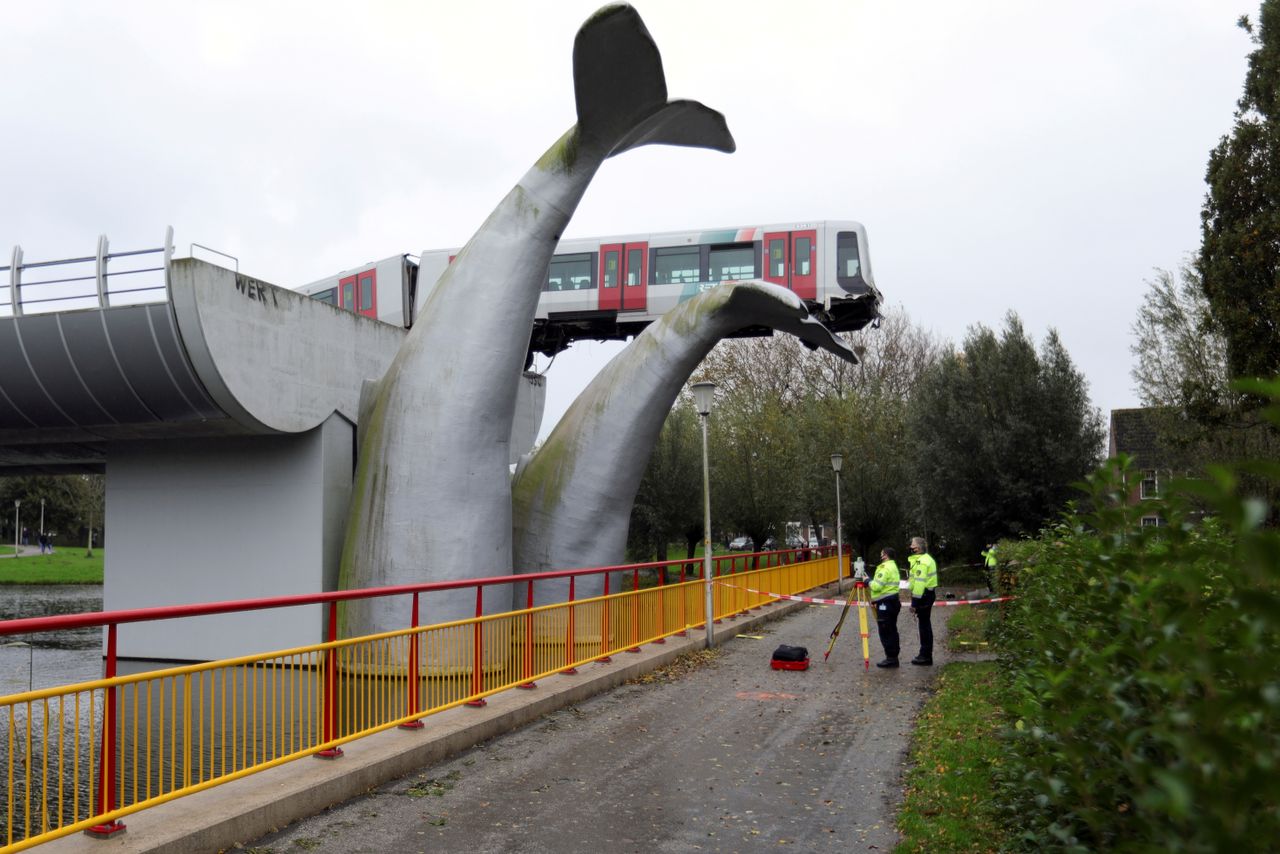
[0,547,840,851]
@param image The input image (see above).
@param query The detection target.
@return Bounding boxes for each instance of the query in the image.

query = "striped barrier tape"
[719,581,1015,608]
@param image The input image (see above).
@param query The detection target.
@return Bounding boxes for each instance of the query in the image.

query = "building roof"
[1109,407,1173,469]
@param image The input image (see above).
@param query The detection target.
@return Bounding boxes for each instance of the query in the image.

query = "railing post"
[465,586,487,707]
[652,564,666,644]
[399,592,424,729]
[9,245,23,318]
[560,576,578,674]
[626,568,641,652]
[315,602,344,758]
[518,581,536,689]
[675,563,687,636]
[596,573,612,663]
[95,235,110,308]
[713,557,723,624]
[86,623,125,837]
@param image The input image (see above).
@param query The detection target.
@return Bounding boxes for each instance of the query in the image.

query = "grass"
[896,660,1008,853]
[945,606,993,653]
[0,549,104,584]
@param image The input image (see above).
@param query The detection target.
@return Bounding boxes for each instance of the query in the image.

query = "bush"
[989,390,1280,853]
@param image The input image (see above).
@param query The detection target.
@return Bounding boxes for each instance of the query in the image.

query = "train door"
[762,230,817,300]
[599,244,622,311]
[763,232,789,290]
[621,242,647,311]
[599,243,647,311]
[790,230,816,300]
[338,270,379,318]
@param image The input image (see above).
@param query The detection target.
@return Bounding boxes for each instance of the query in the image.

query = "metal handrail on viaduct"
[0,546,840,851]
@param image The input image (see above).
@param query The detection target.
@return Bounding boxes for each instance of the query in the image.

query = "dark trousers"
[874,595,901,661]
[913,589,936,661]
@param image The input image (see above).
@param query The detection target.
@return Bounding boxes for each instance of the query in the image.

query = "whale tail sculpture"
[512,281,857,613]
[339,4,738,644]
[573,5,735,159]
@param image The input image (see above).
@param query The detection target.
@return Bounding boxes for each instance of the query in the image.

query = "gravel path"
[251,595,955,853]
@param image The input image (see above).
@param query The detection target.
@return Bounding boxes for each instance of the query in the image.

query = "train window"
[795,237,812,276]
[603,251,619,288]
[654,247,701,284]
[313,288,338,305]
[360,274,375,311]
[709,245,754,282]
[627,248,643,285]
[768,239,786,277]
[548,253,594,291]
[342,281,355,309]
[836,232,861,281]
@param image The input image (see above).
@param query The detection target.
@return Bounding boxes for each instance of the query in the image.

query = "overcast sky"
[1,0,1258,441]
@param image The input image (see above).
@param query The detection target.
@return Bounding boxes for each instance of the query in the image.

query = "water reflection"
[0,584,103,693]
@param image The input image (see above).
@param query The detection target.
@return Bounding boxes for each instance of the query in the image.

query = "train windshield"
[836,231,863,288]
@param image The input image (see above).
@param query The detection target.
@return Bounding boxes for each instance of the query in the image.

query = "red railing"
[0,545,834,843]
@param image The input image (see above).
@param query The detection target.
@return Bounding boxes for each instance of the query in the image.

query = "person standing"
[870,547,902,668]
[907,536,938,665]
[982,543,998,586]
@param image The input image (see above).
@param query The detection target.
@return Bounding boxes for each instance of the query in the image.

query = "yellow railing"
[1,553,839,851]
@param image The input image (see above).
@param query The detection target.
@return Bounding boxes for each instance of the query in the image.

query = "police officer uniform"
[908,538,938,665]
[870,550,902,668]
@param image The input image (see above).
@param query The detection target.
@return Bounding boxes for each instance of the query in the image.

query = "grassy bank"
[896,659,1007,853]
[944,605,992,653]
[0,550,104,584]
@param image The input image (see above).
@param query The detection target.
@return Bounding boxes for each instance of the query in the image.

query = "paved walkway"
[249,596,957,853]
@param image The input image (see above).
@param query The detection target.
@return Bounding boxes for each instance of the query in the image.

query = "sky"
[0,0,1258,442]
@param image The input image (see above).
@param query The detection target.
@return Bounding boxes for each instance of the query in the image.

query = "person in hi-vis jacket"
[869,547,902,668]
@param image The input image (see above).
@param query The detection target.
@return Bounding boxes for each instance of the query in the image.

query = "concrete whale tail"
[511,281,855,596]
[574,4,736,157]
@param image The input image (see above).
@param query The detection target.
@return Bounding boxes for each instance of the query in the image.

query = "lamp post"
[13,499,19,559]
[831,453,844,590]
[692,381,718,648]
[40,498,44,536]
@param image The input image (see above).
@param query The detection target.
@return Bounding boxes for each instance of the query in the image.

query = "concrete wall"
[104,415,353,662]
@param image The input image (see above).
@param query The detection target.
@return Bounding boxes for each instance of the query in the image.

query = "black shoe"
[910,657,933,666]
[875,659,899,668]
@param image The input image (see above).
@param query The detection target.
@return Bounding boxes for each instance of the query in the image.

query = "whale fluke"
[511,281,855,605]
[339,4,737,640]
[573,5,734,158]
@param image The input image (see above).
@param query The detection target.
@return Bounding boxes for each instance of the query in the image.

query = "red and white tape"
[719,581,1015,608]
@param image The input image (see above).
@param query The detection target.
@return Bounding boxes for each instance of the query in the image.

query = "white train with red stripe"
[298,220,880,358]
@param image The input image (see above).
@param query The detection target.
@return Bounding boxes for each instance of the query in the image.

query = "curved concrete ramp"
[0,259,405,471]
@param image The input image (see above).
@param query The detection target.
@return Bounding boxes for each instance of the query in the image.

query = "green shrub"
[991,379,1280,851]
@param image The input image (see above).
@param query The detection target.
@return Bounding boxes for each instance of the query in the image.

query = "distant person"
[907,536,938,665]
[22,527,29,546]
[870,547,902,668]
[982,543,998,584]
[38,533,49,554]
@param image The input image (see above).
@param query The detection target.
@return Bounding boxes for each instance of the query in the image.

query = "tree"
[626,401,703,562]
[908,313,1105,554]
[1199,3,1280,383]
[1130,262,1231,417]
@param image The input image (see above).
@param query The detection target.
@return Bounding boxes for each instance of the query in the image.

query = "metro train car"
[297,220,880,358]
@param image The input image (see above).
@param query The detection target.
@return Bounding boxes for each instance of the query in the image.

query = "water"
[0,584,103,694]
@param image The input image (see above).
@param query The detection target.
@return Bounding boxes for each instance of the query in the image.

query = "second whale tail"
[573,4,736,158]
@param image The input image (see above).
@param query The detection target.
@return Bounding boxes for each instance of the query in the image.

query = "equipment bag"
[771,644,809,662]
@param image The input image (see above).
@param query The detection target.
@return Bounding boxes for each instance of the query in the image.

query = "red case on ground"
[770,658,810,671]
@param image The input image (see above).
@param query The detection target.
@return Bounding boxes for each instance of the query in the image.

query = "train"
[297,220,881,358]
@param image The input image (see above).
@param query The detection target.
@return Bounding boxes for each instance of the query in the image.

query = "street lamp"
[831,453,844,590]
[40,498,44,536]
[692,381,718,648]
[13,499,19,559]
